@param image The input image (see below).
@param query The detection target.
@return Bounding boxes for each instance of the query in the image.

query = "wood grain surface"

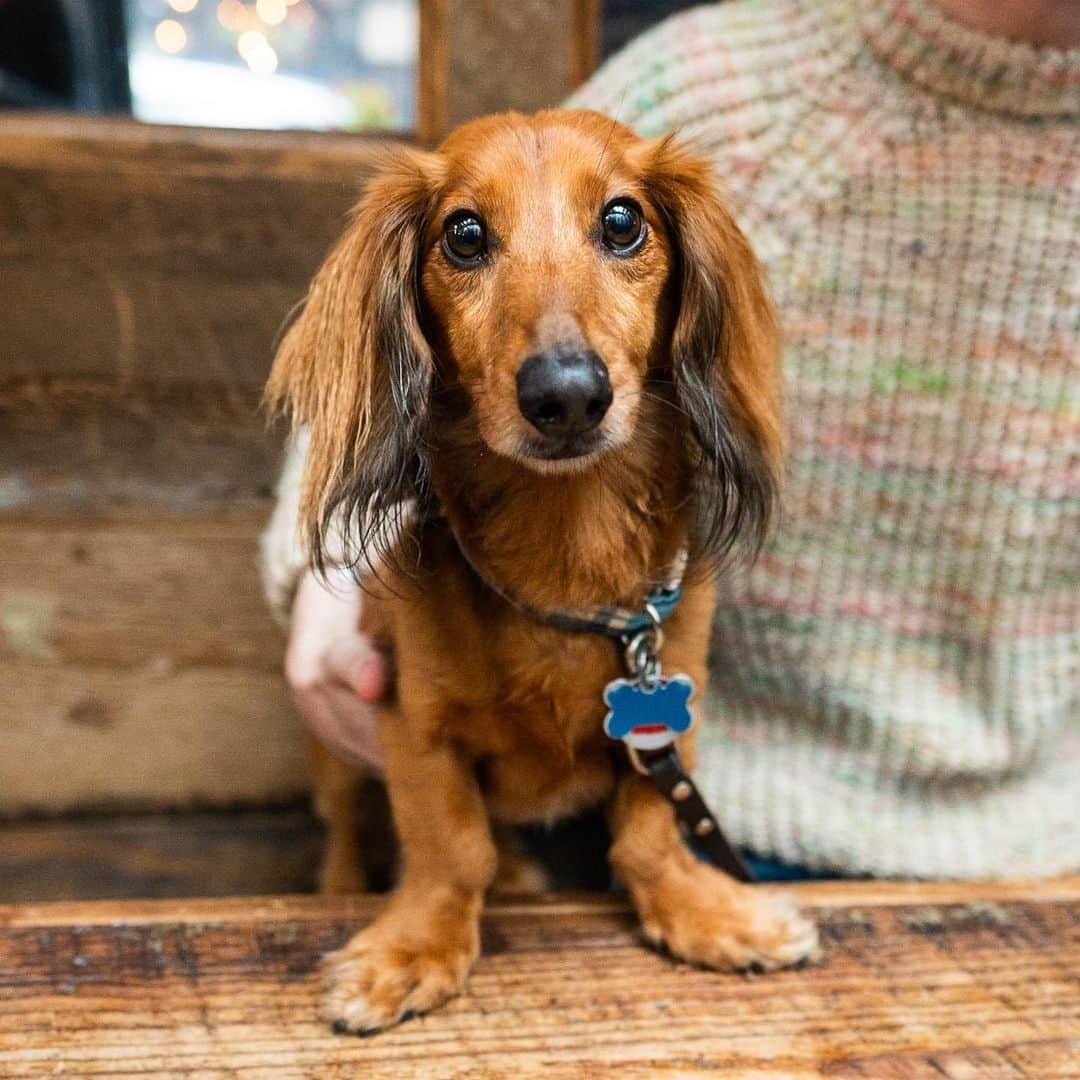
[0,118,330,812]
[0,378,304,815]
[0,116,392,389]
[0,881,1076,1078]
[417,0,599,143]
[0,809,322,904]
[0,3,600,816]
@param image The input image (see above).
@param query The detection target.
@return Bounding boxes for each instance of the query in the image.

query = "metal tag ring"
[624,628,663,688]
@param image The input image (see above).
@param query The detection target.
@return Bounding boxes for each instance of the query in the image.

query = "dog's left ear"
[643,137,782,564]
[266,148,442,572]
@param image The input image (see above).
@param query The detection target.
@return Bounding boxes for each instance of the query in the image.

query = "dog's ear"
[266,148,441,571]
[643,137,782,564]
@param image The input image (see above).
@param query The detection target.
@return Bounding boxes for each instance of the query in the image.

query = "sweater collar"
[853,0,1079,118]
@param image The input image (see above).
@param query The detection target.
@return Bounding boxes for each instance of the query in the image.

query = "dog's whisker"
[595,113,621,178]
[639,389,691,419]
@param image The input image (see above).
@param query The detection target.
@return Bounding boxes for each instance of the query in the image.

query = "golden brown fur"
[268,110,818,1035]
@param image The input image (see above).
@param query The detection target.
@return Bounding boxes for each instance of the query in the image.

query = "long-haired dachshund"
[268,109,819,1035]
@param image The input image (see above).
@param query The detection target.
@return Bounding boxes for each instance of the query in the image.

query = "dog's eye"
[443,211,487,265]
[601,200,645,254]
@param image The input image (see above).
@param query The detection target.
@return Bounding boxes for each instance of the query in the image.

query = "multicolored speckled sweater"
[569,0,1079,878]
[262,0,1079,877]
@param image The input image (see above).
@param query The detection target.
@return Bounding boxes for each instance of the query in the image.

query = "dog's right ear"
[639,136,782,566]
[266,148,442,572]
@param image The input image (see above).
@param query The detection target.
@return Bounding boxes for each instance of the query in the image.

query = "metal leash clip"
[623,602,664,692]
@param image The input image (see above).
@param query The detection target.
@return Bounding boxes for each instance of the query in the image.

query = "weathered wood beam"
[417,0,600,143]
[0,115,397,387]
[0,883,1077,1075]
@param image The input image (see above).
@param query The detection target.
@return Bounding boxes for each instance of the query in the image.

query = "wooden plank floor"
[1,880,1077,1078]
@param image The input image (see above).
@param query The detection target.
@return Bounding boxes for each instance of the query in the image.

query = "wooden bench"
[2,879,1077,1077]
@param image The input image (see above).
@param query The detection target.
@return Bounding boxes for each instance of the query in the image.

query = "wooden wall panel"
[0,662,305,815]
[0,521,283,672]
[417,0,600,142]
[0,118,384,816]
[0,116,396,387]
[0,810,323,902]
[0,380,276,517]
[0,381,296,815]
[0,0,604,818]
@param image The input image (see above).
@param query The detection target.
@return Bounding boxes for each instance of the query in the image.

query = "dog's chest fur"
[369,525,714,826]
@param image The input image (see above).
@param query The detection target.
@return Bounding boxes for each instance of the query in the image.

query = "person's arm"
[259,429,316,629]
[283,564,388,769]
[260,431,388,770]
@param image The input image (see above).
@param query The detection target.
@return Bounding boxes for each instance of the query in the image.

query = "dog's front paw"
[635,864,821,972]
[322,924,477,1035]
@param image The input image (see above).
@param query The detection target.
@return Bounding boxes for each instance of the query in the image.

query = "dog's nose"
[516,348,613,439]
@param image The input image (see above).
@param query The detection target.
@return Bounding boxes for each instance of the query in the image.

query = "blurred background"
[0,0,691,129]
[0,0,697,902]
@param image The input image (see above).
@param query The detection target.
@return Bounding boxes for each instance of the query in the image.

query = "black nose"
[516,348,613,439]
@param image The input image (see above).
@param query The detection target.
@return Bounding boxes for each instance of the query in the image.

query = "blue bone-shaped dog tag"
[603,674,695,751]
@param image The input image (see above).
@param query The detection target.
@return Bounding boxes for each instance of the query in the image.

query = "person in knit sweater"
[261,0,1079,879]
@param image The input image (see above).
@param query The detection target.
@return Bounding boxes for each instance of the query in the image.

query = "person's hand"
[284,566,389,771]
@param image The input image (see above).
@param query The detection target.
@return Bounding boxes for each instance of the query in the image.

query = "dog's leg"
[490,825,550,895]
[306,732,368,895]
[321,710,496,1034]
[609,771,820,971]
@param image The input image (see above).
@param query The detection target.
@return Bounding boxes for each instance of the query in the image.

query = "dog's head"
[268,110,780,570]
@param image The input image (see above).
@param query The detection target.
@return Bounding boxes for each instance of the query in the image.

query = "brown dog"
[268,109,819,1035]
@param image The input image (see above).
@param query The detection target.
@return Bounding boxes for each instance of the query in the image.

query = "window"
[127,0,418,130]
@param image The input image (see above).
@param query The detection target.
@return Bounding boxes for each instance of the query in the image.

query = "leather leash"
[438,514,756,884]
[635,745,754,882]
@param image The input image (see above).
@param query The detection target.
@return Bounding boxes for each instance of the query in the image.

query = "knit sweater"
[262,0,1080,878]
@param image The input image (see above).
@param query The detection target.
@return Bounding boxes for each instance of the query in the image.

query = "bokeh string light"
[138,0,414,130]
[237,28,279,73]
[157,0,410,76]
[215,0,248,33]
[255,0,287,26]
[155,0,286,72]
[154,18,188,53]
